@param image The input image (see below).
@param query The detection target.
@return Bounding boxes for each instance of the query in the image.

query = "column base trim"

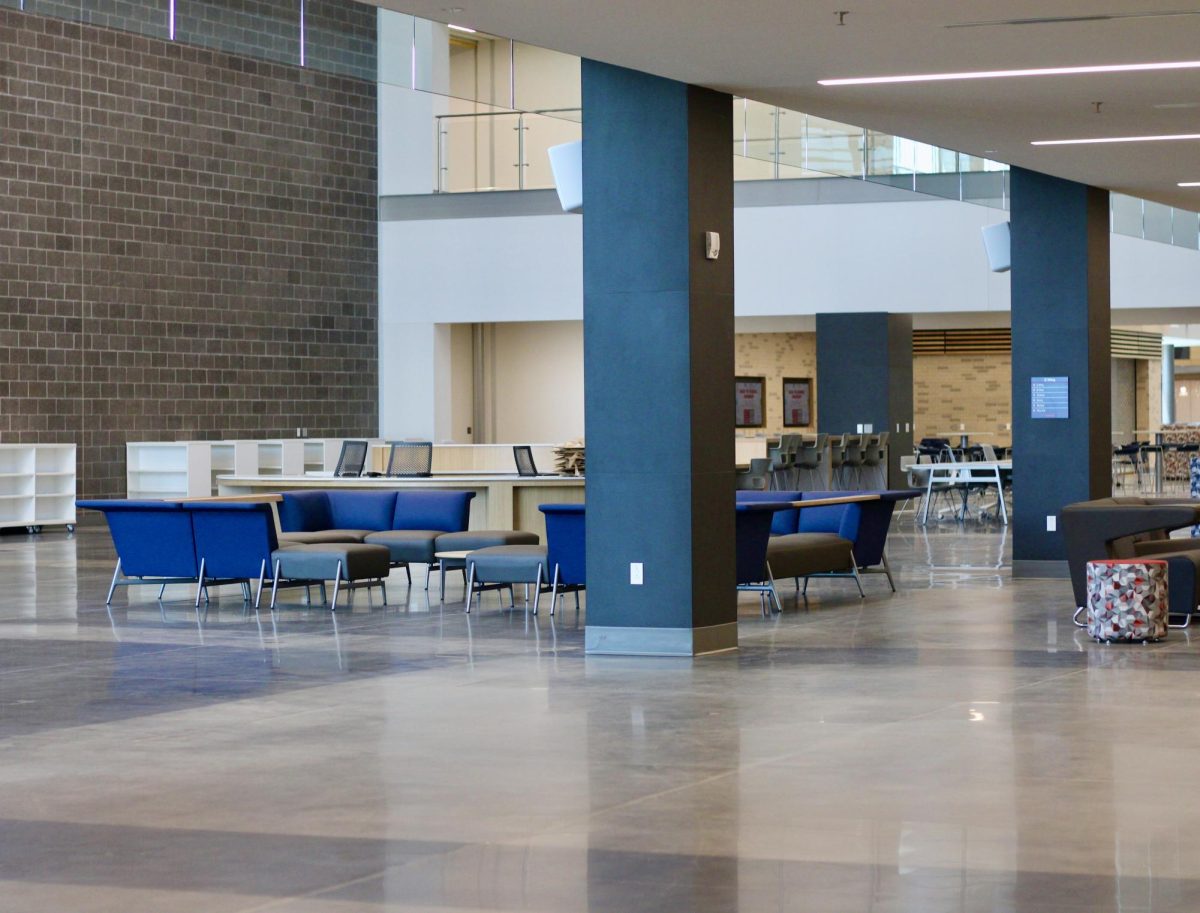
[585,623,738,656]
[1012,559,1070,578]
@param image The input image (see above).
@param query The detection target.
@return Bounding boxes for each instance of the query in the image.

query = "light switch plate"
[630,563,643,585]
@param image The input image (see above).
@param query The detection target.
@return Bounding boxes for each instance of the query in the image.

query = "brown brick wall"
[0,9,377,498]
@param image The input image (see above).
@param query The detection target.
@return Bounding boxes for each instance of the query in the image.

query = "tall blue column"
[815,312,913,487]
[1010,167,1110,573]
[581,60,735,656]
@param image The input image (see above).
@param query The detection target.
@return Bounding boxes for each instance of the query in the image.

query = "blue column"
[1010,167,1110,573]
[581,60,735,656]
[815,313,913,487]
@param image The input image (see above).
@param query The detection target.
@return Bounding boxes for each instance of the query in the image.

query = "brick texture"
[0,8,378,498]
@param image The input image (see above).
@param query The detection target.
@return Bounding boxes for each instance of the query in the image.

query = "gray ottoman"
[362,529,446,585]
[431,530,541,601]
[271,542,391,611]
[465,544,548,614]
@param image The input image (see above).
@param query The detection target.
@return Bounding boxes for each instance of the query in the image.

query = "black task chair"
[386,441,433,477]
[513,445,539,476]
[333,440,369,478]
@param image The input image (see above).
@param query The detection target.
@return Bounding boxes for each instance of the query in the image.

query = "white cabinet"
[0,444,76,531]
[126,438,350,498]
[126,442,212,499]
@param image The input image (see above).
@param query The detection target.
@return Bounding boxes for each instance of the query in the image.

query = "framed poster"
[782,377,812,427]
[735,376,765,428]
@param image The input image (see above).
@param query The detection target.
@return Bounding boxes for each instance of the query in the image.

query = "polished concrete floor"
[2,515,1199,912]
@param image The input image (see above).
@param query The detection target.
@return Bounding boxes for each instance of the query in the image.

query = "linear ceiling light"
[448,23,476,32]
[1032,133,1200,146]
[1179,181,1200,186]
[820,59,1200,86]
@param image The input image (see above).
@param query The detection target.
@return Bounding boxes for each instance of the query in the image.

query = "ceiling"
[371,0,1200,210]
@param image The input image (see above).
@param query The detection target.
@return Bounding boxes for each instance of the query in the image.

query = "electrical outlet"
[1046,515,1057,532]
[630,562,643,585]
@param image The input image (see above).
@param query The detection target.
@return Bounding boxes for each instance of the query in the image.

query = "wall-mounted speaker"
[981,221,1011,273]
[547,141,583,214]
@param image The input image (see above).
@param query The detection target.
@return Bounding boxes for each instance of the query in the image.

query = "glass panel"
[805,115,862,176]
[513,42,579,112]
[1111,193,1143,237]
[305,0,376,81]
[376,9,414,89]
[738,99,776,169]
[961,170,1008,210]
[27,0,170,38]
[1143,200,1173,243]
[175,0,299,67]
[438,106,521,192]
[1173,208,1199,249]
[0,0,20,9]
[522,111,580,190]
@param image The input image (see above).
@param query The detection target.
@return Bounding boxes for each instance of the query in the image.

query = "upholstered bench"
[272,542,391,611]
[429,530,540,601]
[464,545,548,614]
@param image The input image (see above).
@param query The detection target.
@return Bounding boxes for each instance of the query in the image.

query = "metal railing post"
[773,107,780,180]
[436,116,445,193]
[517,113,526,190]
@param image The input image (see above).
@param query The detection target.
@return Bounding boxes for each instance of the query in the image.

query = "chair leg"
[464,563,475,613]
[380,579,388,605]
[549,564,560,616]
[405,564,412,585]
[882,551,896,593]
[850,557,865,598]
[532,564,543,615]
[194,558,206,609]
[766,562,782,614]
[270,559,282,610]
[1072,605,1087,627]
[157,583,167,600]
[330,560,344,612]
[254,560,267,610]
[106,559,123,605]
[802,576,810,596]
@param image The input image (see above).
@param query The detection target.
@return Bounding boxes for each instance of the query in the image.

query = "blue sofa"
[277,489,476,580]
[736,489,919,595]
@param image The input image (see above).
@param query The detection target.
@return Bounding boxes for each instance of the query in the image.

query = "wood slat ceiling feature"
[912,328,1163,358]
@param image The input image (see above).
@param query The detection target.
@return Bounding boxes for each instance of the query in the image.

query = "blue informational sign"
[1031,376,1069,419]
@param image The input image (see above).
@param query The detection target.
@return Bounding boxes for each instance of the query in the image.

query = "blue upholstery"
[77,500,198,578]
[541,503,585,585]
[734,503,786,584]
[277,491,335,533]
[796,491,862,540]
[392,490,473,532]
[735,489,803,535]
[325,491,398,531]
[190,502,279,579]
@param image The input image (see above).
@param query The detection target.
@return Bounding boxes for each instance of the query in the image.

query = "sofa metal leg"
[549,564,560,617]
[195,558,207,609]
[766,563,782,614]
[158,583,167,600]
[254,561,267,611]
[405,564,412,585]
[532,564,543,615]
[380,579,388,606]
[882,552,896,593]
[849,558,865,598]
[106,559,123,605]
[1072,605,1087,628]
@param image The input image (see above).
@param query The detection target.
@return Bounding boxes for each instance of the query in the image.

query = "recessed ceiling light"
[820,59,1200,86]
[1032,133,1200,145]
[448,23,476,33]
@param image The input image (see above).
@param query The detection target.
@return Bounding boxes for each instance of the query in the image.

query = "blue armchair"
[78,500,205,604]
[540,503,585,615]
[736,502,790,613]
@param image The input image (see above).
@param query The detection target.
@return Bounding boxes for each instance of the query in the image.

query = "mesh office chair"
[513,445,539,476]
[334,440,369,478]
[386,441,433,477]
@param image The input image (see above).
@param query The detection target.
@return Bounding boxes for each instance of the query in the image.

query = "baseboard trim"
[585,623,738,656]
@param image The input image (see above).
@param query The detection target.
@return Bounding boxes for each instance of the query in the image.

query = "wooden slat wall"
[912,328,1162,359]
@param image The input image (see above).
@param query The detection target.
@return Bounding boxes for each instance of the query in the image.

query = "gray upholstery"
[466,545,548,583]
[436,529,540,551]
[363,529,444,563]
[279,530,370,545]
[766,533,854,579]
[273,543,391,581]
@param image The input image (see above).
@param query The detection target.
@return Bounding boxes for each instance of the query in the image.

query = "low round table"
[432,550,472,602]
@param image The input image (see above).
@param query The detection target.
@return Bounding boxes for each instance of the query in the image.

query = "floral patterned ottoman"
[1086,559,1168,643]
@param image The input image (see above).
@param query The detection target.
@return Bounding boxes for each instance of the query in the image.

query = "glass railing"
[435,108,581,193]
[1111,193,1200,250]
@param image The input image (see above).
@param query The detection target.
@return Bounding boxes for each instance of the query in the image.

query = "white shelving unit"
[0,444,76,532]
[126,438,348,498]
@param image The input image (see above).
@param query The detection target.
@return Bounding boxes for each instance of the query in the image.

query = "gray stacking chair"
[794,433,827,490]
